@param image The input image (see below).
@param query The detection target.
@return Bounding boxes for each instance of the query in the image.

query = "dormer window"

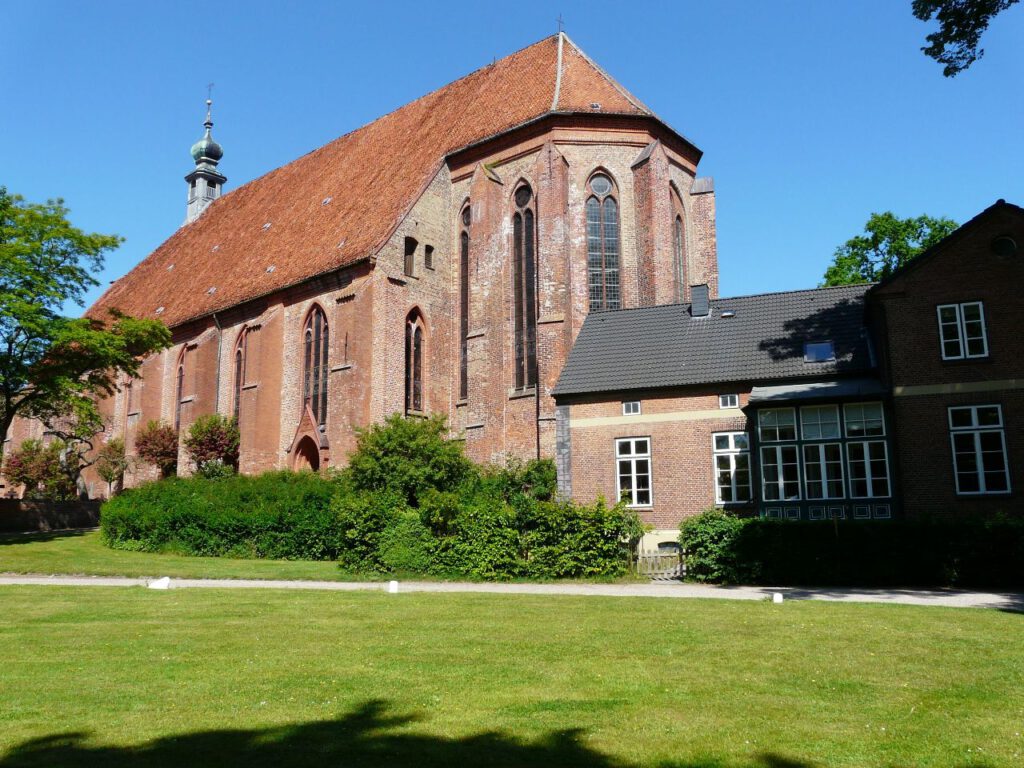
[804,341,835,363]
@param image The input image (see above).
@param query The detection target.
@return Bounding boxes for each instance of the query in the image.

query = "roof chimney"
[690,284,710,317]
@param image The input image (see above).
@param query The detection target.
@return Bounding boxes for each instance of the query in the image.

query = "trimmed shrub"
[184,414,240,477]
[679,511,1024,588]
[135,421,178,478]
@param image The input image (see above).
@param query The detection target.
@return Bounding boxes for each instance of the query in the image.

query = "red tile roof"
[90,34,664,329]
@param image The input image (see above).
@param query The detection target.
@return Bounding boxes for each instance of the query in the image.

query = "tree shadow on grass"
[0,528,91,547]
[0,700,842,768]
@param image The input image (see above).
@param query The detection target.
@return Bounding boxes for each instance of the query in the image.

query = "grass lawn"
[0,529,350,581]
[0,587,1021,767]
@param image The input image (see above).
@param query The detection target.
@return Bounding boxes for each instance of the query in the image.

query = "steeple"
[184,96,226,224]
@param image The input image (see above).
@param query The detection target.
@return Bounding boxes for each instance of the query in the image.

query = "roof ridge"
[560,32,653,115]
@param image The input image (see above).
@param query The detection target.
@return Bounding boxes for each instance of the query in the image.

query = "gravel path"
[1,573,1020,610]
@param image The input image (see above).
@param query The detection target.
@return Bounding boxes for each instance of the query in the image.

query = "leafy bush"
[135,421,178,478]
[679,510,1024,588]
[2,439,77,500]
[184,414,239,477]
[347,414,472,506]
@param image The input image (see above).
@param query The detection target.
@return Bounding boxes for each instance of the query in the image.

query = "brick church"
[6,34,1022,539]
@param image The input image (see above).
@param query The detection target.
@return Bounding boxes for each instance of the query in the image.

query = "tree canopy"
[821,212,959,286]
[0,187,171,460]
[913,0,1019,76]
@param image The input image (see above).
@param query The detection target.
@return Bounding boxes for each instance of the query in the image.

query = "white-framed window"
[616,437,652,507]
[719,394,739,409]
[949,405,1010,494]
[622,400,641,416]
[800,405,841,440]
[759,408,797,442]
[803,442,845,499]
[847,440,890,498]
[761,445,800,501]
[844,402,885,438]
[713,432,751,504]
[937,302,988,360]
[804,341,835,362]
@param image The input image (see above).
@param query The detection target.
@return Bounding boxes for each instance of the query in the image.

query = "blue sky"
[3,0,1022,312]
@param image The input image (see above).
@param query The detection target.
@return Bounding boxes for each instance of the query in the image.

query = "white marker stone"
[773,592,784,604]
[148,577,171,590]
[387,580,399,594]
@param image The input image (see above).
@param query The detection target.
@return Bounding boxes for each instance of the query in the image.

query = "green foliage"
[0,187,171,461]
[184,414,240,477]
[1,438,77,500]
[347,413,473,506]
[679,510,1024,588]
[95,437,129,493]
[913,0,1018,76]
[821,212,959,286]
[678,508,748,583]
[101,471,340,559]
[135,420,178,478]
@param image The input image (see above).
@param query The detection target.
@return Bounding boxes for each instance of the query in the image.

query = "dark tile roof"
[552,284,875,397]
[89,34,667,329]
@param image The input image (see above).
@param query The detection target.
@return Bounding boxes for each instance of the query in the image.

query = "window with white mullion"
[758,408,797,442]
[847,440,890,498]
[937,302,988,360]
[713,432,751,504]
[616,437,652,507]
[800,405,840,440]
[803,442,845,500]
[949,405,1010,494]
[761,444,800,501]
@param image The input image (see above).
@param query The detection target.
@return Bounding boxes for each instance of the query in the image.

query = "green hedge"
[679,508,1024,589]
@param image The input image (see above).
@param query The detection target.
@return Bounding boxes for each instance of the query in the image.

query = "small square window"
[622,401,641,416]
[719,394,739,409]
[804,341,835,363]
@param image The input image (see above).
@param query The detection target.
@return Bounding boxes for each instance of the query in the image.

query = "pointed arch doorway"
[293,435,321,472]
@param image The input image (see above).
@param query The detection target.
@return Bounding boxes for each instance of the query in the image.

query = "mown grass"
[0,586,1021,767]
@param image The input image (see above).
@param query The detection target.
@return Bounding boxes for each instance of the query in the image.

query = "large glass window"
[174,351,186,432]
[233,329,247,423]
[713,432,751,504]
[459,205,471,401]
[303,306,329,426]
[803,443,845,499]
[937,302,988,360]
[844,403,885,438]
[512,184,537,389]
[586,173,621,312]
[759,408,797,442]
[761,445,800,501]
[949,405,1010,494]
[405,311,425,414]
[616,437,652,507]
[847,441,890,498]
[801,405,840,440]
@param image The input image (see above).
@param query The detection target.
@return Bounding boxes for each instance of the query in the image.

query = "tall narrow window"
[459,205,471,401]
[174,351,186,432]
[233,329,247,423]
[586,173,620,312]
[713,432,751,504]
[303,307,329,427]
[405,311,425,414]
[949,405,1010,494]
[671,185,687,301]
[512,184,537,389]
[616,437,652,507]
[404,236,418,278]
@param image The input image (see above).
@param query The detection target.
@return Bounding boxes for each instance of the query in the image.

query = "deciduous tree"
[913,0,1019,76]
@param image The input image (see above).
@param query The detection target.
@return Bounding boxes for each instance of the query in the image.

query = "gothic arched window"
[303,306,329,427]
[459,204,471,401]
[405,310,425,414]
[512,183,537,390]
[671,186,687,301]
[174,349,186,432]
[233,329,247,423]
[586,172,620,312]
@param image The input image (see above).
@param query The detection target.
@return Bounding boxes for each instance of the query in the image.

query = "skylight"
[804,341,835,363]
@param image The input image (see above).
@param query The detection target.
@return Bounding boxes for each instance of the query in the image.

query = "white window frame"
[800,405,841,440]
[758,408,797,442]
[843,402,886,438]
[948,405,1011,495]
[615,437,653,508]
[718,394,739,409]
[802,442,846,500]
[804,341,835,363]
[761,444,801,501]
[937,302,988,360]
[846,440,891,499]
[712,432,751,504]
[622,400,641,416]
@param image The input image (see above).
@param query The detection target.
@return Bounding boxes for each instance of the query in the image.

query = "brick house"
[553,201,1022,544]
[3,33,721,497]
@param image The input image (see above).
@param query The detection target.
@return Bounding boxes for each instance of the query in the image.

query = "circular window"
[991,235,1018,259]
[514,185,532,208]
[461,206,471,226]
[590,174,612,197]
